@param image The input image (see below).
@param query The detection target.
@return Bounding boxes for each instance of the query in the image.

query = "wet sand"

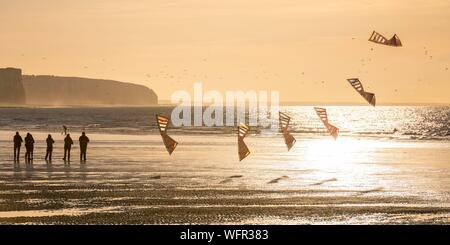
[1,131,450,224]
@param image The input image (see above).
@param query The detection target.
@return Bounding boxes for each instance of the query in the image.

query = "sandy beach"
[1,128,450,224]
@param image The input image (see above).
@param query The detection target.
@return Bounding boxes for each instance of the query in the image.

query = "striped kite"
[238,123,250,161]
[314,107,339,140]
[347,78,376,106]
[156,114,178,155]
[368,31,402,47]
[279,112,296,150]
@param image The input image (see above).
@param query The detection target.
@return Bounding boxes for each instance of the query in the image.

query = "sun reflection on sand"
[300,137,397,191]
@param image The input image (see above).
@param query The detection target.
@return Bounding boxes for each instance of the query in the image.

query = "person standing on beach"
[63,134,73,161]
[79,132,90,161]
[45,134,55,161]
[24,133,35,161]
[13,132,23,161]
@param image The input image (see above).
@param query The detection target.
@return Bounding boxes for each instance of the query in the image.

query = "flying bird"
[347,78,376,106]
[237,123,251,161]
[314,107,339,140]
[279,112,296,151]
[156,114,178,155]
[368,31,402,47]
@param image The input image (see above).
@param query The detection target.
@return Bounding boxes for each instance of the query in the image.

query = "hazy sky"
[1,0,449,104]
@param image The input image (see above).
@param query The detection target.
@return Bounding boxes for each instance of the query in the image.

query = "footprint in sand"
[219,179,233,184]
[356,187,384,195]
[219,175,244,184]
[310,178,337,186]
[267,175,289,184]
[228,175,243,179]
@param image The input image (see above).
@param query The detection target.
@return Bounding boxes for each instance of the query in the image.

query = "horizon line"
[158,100,450,106]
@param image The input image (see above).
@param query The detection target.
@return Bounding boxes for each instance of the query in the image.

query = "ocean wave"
[0,106,449,141]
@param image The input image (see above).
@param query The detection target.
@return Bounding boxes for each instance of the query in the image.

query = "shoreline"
[1,130,450,143]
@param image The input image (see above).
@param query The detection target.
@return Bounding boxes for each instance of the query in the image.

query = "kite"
[238,123,250,161]
[314,107,339,140]
[61,125,68,135]
[368,31,402,47]
[279,112,296,150]
[156,114,178,155]
[347,78,376,106]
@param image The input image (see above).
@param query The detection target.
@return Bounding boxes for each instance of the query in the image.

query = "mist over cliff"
[0,68,26,105]
[0,68,157,106]
[22,75,158,106]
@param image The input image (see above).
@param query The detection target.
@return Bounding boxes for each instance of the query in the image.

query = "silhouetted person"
[13,132,23,161]
[79,132,90,161]
[24,133,35,161]
[63,134,73,161]
[45,134,55,161]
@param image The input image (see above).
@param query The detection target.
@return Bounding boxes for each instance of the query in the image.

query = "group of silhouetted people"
[13,132,90,162]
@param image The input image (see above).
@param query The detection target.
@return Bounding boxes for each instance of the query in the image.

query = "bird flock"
[154,31,427,161]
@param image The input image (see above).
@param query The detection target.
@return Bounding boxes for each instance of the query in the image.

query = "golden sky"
[1,0,449,104]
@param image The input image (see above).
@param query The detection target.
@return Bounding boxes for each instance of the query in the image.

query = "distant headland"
[0,67,158,106]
